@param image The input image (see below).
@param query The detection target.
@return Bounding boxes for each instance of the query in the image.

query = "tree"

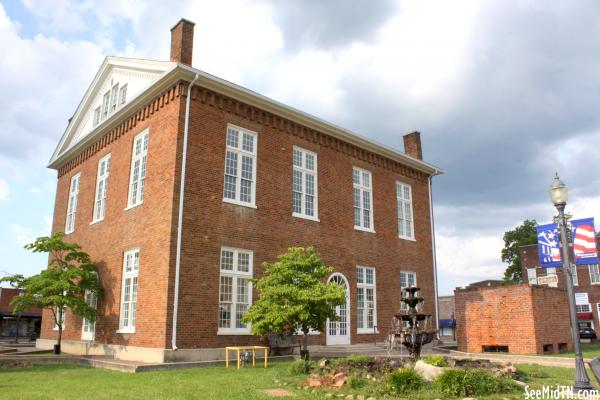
[0,232,100,353]
[501,219,538,283]
[242,247,346,358]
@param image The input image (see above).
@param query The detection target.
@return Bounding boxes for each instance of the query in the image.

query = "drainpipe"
[172,73,200,351]
[428,174,440,335]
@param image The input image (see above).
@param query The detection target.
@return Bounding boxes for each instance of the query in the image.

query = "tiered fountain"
[388,287,437,360]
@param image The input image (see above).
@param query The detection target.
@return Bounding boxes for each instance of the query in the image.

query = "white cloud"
[28,187,42,195]
[9,223,34,247]
[0,179,9,200]
[43,215,53,234]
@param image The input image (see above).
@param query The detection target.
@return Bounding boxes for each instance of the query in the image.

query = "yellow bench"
[225,346,269,369]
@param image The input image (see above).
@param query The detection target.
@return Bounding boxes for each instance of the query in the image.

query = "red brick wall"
[455,284,572,355]
[40,86,186,349]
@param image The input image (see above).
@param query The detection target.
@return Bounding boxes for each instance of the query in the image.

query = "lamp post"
[549,173,592,391]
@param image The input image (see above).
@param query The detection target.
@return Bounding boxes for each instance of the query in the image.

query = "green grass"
[551,342,600,359]
[0,361,596,400]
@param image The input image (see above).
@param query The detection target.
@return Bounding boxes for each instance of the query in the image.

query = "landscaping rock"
[414,360,446,382]
[345,395,354,400]
[307,379,322,388]
[319,359,330,368]
[357,395,365,400]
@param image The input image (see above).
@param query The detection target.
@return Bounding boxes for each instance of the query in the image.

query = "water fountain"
[387,287,437,360]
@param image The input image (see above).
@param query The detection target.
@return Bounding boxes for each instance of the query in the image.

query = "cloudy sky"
[1,0,599,295]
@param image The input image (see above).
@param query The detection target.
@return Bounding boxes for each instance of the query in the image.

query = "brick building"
[455,284,573,355]
[0,288,41,339]
[37,19,443,362]
[521,237,600,334]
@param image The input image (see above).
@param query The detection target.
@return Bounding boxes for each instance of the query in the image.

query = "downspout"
[172,73,200,350]
[428,173,440,336]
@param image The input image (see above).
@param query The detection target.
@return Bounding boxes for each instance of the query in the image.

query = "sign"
[537,223,562,268]
[575,292,589,305]
[537,275,558,285]
[571,218,599,265]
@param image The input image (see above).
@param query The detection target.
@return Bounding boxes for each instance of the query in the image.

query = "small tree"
[501,219,538,283]
[0,232,100,353]
[242,247,346,357]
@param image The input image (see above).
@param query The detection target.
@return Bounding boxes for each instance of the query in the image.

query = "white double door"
[326,274,350,345]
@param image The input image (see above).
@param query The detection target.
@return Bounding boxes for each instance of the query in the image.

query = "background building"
[37,19,443,362]
[438,295,455,342]
[0,288,41,340]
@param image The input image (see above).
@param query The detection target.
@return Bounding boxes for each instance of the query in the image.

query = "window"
[223,125,257,207]
[527,268,537,285]
[109,84,119,113]
[571,265,578,286]
[292,147,318,220]
[127,130,149,208]
[119,84,127,105]
[93,107,101,127]
[92,154,111,222]
[576,304,591,313]
[101,91,110,119]
[546,267,558,288]
[81,290,97,340]
[357,267,377,333]
[218,247,253,333]
[119,249,139,333]
[589,265,600,284]
[353,167,374,231]
[396,182,414,240]
[400,271,417,312]
[65,173,80,234]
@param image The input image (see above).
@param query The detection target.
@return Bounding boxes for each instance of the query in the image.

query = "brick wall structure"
[455,284,572,355]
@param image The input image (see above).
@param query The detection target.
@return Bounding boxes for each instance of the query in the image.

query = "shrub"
[289,360,311,375]
[386,368,424,394]
[423,355,449,367]
[348,375,369,389]
[346,354,374,365]
[434,368,518,397]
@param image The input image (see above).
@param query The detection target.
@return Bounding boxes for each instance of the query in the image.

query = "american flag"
[571,218,599,265]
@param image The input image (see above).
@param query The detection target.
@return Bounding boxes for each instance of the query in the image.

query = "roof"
[48,59,443,176]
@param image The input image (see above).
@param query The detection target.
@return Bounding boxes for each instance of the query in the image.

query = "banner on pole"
[571,218,599,265]
[537,223,563,268]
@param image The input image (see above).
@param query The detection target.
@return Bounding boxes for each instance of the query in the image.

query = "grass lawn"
[552,342,600,359]
[0,361,596,400]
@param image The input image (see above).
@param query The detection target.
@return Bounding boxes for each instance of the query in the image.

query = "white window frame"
[400,271,417,313]
[109,83,119,114]
[396,181,415,240]
[118,248,140,333]
[119,84,127,105]
[292,146,319,221]
[356,266,377,334]
[571,264,579,287]
[353,167,374,232]
[101,90,110,120]
[218,247,253,334]
[92,154,111,223]
[126,129,149,209]
[222,124,258,208]
[65,173,80,234]
[93,106,101,127]
[81,289,98,341]
[589,265,600,284]
[576,303,592,313]
[527,268,537,285]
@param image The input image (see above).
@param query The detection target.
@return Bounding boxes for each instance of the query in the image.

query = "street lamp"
[549,173,592,391]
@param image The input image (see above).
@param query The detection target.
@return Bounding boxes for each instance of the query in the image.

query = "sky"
[1,0,599,296]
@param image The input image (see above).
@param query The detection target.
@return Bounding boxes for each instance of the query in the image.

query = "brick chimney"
[403,131,423,160]
[170,18,195,66]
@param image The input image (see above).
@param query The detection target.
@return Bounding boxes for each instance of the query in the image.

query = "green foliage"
[345,354,374,365]
[385,368,424,394]
[434,368,517,397]
[0,232,101,349]
[288,360,312,375]
[423,355,448,367]
[501,219,538,283]
[348,374,369,389]
[241,247,346,352]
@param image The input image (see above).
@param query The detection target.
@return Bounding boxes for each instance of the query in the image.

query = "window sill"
[217,330,253,335]
[354,226,375,234]
[90,219,104,226]
[64,230,74,235]
[357,329,380,335]
[116,329,135,334]
[222,198,257,209]
[399,236,416,242]
[292,213,320,222]
[124,202,143,212]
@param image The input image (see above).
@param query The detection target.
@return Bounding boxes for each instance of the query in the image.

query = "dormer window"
[93,107,101,128]
[101,91,110,119]
[110,84,119,113]
[119,85,127,105]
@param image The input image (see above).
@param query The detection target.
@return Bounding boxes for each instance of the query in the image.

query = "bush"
[386,368,424,394]
[348,375,369,389]
[346,354,374,365]
[423,355,449,367]
[434,368,517,397]
[289,360,311,375]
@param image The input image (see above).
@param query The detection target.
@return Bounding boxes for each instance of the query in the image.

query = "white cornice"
[49,63,443,176]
